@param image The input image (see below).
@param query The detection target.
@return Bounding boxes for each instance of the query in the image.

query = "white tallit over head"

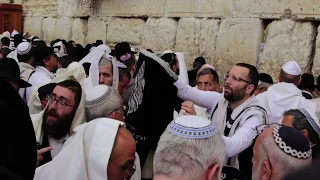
[11,29,19,37]
[81,45,120,93]
[175,52,189,84]
[28,62,86,115]
[34,118,124,180]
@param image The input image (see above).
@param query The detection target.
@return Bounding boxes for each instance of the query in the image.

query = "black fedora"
[0,58,32,88]
[110,42,136,58]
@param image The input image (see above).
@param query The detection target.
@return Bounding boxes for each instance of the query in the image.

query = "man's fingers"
[37,156,43,162]
[38,147,53,155]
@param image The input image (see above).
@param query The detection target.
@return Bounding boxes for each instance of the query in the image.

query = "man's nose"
[99,75,104,83]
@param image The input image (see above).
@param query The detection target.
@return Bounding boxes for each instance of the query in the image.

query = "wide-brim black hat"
[110,42,136,57]
[0,58,31,88]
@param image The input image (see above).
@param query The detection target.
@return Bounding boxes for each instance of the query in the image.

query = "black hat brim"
[19,79,32,88]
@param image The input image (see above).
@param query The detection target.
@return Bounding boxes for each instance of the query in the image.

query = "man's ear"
[301,129,309,139]
[206,164,220,180]
[262,160,272,180]
[298,77,302,86]
[43,59,50,66]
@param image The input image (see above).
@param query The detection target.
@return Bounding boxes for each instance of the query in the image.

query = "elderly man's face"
[107,127,136,180]
[252,128,273,180]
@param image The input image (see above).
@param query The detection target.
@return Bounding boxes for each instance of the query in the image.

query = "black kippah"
[273,126,311,159]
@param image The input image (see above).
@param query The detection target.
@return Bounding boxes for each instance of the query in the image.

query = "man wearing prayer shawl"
[34,119,137,180]
[125,50,179,169]
[28,62,86,114]
[80,44,130,95]
[256,61,316,124]
[31,78,86,166]
[84,85,141,180]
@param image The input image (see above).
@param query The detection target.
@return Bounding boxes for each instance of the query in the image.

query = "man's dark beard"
[175,68,180,75]
[42,108,76,140]
[224,85,247,102]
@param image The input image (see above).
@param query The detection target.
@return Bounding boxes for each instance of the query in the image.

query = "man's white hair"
[85,88,121,121]
[153,129,226,180]
[254,134,312,180]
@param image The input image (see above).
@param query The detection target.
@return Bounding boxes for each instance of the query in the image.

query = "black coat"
[0,47,13,58]
[0,79,37,180]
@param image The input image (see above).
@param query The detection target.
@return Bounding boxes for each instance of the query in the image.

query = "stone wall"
[18,0,320,80]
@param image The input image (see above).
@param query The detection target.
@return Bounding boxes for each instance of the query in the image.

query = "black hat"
[221,166,247,180]
[38,83,57,100]
[0,58,31,88]
[93,40,103,47]
[298,73,315,90]
[259,73,273,84]
[193,56,206,69]
[33,46,55,65]
[110,42,135,57]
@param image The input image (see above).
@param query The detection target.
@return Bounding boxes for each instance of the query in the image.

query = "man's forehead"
[52,86,74,100]
[198,73,214,81]
[229,66,249,77]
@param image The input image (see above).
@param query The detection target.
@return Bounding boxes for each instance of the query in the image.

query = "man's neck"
[229,96,251,110]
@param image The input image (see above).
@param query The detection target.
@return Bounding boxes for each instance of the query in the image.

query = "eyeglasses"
[224,73,252,84]
[255,123,280,171]
[109,159,136,179]
[47,94,74,109]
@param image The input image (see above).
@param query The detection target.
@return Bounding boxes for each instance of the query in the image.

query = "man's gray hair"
[153,129,226,180]
[85,88,121,121]
[257,133,311,179]
[99,57,112,66]
[258,81,272,90]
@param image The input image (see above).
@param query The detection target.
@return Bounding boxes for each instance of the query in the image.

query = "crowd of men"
[1,29,320,180]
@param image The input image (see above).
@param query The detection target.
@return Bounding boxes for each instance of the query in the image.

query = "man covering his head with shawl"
[80,45,130,95]
[31,79,86,166]
[34,118,136,180]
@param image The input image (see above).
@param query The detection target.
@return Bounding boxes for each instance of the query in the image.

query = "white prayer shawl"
[26,66,56,103]
[256,82,317,124]
[34,118,122,180]
[18,62,35,99]
[2,31,10,38]
[28,62,86,114]
[6,50,18,62]
[11,29,19,37]
[212,95,266,168]
[80,45,119,92]
[175,52,189,84]
[311,98,320,120]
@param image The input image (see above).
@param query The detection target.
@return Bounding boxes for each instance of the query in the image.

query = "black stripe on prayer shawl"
[126,50,178,167]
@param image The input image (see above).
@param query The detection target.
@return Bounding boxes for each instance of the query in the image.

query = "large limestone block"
[165,0,320,19]
[42,17,74,43]
[42,18,57,43]
[199,19,220,67]
[23,16,44,38]
[72,18,87,45]
[141,18,178,52]
[312,26,320,77]
[55,17,74,41]
[98,0,165,17]
[57,0,93,17]
[214,18,263,75]
[106,18,145,46]
[259,20,316,80]
[85,18,107,44]
[23,0,58,17]
[249,0,320,19]
[175,18,202,67]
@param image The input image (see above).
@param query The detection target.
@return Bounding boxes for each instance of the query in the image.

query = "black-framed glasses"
[255,123,280,171]
[109,159,136,179]
[224,73,252,84]
[47,94,74,109]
